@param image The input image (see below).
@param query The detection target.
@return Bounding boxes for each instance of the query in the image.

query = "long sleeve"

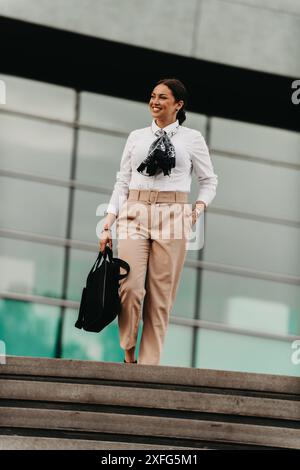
[190,131,218,207]
[105,131,134,216]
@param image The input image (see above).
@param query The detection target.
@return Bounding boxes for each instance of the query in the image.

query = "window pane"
[67,249,98,301]
[71,190,109,244]
[171,267,197,319]
[76,130,127,187]
[0,177,69,238]
[0,114,73,178]
[161,323,193,367]
[79,92,150,133]
[199,270,300,336]
[196,328,300,377]
[184,112,207,135]
[211,117,300,166]
[204,213,300,277]
[0,74,75,121]
[0,238,64,298]
[213,154,300,222]
[0,298,60,357]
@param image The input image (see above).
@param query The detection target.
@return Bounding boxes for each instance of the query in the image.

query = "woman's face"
[149,84,183,122]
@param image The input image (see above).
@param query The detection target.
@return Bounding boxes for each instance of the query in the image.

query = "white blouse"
[106,118,218,216]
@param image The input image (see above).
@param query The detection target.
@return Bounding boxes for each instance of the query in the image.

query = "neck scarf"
[136,122,179,177]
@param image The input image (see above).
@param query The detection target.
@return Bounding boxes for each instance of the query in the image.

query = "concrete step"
[0,435,200,450]
[0,379,298,421]
[0,356,299,450]
[2,356,299,394]
[0,406,299,449]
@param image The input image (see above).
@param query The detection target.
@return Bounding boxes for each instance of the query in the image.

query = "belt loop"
[154,190,159,204]
[137,189,140,201]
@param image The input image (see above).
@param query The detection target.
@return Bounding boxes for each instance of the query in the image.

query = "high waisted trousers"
[116,189,192,365]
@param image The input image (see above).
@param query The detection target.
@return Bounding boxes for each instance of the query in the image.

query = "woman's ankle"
[124,346,136,362]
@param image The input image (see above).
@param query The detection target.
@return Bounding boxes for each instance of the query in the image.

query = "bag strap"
[104,245,113,262]
[112,257,130,280]
[103,246,129,280]
[90,250,103,275]
[91,246,112,272]
[88,247,129,280]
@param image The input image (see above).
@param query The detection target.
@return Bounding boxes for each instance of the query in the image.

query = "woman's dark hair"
[155,77,188,125]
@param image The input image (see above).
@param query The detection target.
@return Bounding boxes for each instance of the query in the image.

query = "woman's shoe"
[123,359,137,363]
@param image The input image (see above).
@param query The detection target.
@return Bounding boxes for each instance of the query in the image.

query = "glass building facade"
[0,73,299,376]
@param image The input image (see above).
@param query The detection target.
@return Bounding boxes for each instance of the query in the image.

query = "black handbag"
[74,246,130,333]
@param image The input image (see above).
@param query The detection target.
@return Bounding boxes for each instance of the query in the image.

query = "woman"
[99,78,218,366]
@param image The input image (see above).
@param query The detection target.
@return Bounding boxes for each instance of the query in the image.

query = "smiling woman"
[100,77,218,366]
[149,78,186,128]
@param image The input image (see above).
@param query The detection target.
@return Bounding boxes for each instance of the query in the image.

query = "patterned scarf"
[136,123,179,177]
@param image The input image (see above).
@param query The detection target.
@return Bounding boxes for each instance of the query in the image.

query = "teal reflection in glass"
[161,323,193,367]
[0,299,60,357]
[196,328,300,377]
[0,238,65,299]
[62,308,143,363]
[67,249,97,302]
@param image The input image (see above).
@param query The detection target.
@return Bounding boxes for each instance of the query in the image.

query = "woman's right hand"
[99,212,116,253]
[99,226,113,253]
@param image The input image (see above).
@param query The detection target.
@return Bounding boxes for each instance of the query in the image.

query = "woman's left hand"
[191,201,206,225]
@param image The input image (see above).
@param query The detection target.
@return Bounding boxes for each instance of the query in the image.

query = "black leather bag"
[74,246,130,333]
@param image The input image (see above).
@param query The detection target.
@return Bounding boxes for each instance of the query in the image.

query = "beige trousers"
[116,190,192,365]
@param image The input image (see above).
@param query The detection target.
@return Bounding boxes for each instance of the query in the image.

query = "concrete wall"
[0,0,299,77]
